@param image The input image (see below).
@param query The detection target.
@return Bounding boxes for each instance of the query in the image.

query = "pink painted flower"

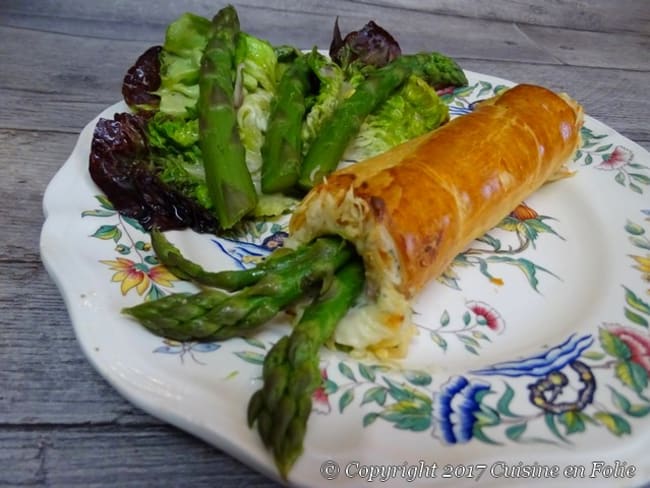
[466,301,505,333]
[607,324,650,376]
[312,368,332,414]
[596,145,633,170]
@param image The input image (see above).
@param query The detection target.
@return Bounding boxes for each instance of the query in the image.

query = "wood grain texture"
[1,1,648,486]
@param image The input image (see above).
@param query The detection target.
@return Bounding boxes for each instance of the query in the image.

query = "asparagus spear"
[261,53,313,194]
[247,259,365,478]
[151,227,309,291]
[199,6,257,228]
[297,52,467,189]
[122,237,355,341]
[123,289,229,340]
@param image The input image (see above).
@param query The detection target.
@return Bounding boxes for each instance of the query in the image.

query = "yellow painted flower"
[100,257,177,295]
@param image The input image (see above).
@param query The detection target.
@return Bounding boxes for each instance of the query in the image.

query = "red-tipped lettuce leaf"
[89,112,219,233]
[329,18,401,69]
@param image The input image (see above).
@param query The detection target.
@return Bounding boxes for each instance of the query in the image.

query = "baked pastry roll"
[289,84,583,358]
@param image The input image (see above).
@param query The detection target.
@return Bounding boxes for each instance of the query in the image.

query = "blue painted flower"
[211,232,289,269]
[432,376,490,444]
[211,237,271,269]
[471,334,593,378]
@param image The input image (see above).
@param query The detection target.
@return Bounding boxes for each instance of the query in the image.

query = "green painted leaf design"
[615,360,649,393]
[474,405,499,427]
[630,236,650,250]
[615,171,626,186]
[476,233,501,251]
[338,362,356,381]
[599,328,632,359]
[91,224,122,242]
[379,401,431,431]
[361,386,387,406]
[582,350,607,361]
[323,379,338,395]
[505,423,527,441]
[625,221,646,236]
[630,173,650,185]
[496,384,518,418]
[465,345,479,355]
[145,284,165,302]
[383,377,416,402]
[440,310,450,327]
[430,331,448,351]
[454,84,477,98]
[243,338,266,349]
[123,216,146,232]
[115,244,130,255]
[472,426,501,445]
[363,412,379,427]
[629,182,643,194]
[558,410,586,435]
[625,307,649,327]
[477,80,493,98]
[594,411,631,436]
[404,370,432,387]
[358,362,376,382]
[610,387,632,413]
[485,256,556,292]
[462,311,471,326]
[82,209,116,217]
[144,255,159,265]
[234,351,265,365]
[95,194,114,210]
[584,153,593,165]
[458,334,480,348]
[339,389,354,413]
[472,330,491,341]
[544,413,569,443]
[623,286,650,316]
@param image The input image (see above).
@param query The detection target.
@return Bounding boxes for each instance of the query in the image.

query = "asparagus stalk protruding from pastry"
[199,6,258,228]
[298,52,467,189]
[151,228,311,291]
[122,236,356,341]
[247,259,365,478]
[261,53,313,194]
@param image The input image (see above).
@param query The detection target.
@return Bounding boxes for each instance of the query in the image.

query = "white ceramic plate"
[41,71,650,487]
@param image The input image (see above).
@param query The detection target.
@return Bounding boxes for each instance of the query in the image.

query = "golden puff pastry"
[289,84,583,358]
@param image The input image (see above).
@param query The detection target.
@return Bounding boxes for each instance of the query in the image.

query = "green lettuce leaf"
[155,13,211,116]
[343,74,449,161]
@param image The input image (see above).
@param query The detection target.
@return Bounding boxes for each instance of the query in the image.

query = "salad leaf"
[344,74,449,161]
[146,112,212,210]
[235,32,279,187]
[330,18,401,70]
[155,13,212,116]
[88,112,219,233]
[122,45,162,111]
[301,50,347,154]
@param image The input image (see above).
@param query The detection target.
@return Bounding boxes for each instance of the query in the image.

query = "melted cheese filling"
[289,186,414,359]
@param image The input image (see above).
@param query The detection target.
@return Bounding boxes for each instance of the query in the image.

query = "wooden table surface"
[2,1,649,486]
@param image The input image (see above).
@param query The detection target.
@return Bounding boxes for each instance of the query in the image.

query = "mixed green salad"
[89,5,467,233]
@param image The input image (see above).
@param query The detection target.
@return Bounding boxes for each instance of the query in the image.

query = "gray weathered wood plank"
[3,0,648,34]
[0,427,278,487]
